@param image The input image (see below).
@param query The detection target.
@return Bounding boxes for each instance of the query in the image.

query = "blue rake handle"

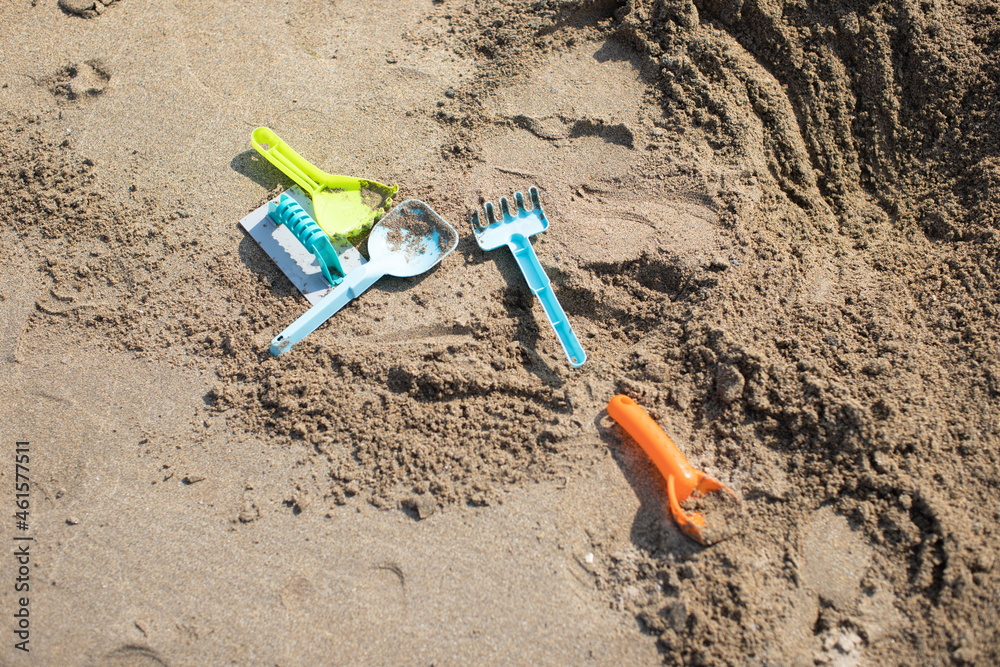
[507,233,586,367]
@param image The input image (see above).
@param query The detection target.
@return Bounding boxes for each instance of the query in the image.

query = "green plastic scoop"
[251,127,398,243]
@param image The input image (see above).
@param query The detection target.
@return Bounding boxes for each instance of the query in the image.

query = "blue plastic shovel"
[470,187,586,367]
[271,200,458,356]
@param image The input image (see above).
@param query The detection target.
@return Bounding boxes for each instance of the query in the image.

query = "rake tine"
[514,191,526,213]
[485,201,498,226]
[499,196,513,220]
[469,207,483,231]
[529,186,542,212]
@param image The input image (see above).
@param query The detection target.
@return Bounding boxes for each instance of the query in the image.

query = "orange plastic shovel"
[607,394,741,545]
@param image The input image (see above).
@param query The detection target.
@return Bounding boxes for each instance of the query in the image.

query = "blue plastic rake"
[470,186,586,368]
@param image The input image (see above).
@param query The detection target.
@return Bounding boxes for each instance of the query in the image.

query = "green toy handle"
[251,127,323,196]
[251,127,361,195]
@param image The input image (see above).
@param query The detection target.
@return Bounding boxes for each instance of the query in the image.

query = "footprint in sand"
[46,60,111,100]
[102,645,168,667]
[58,0,121,19]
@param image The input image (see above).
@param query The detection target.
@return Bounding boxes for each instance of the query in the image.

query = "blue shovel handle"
[271,260,385,356]
[507,233,586,367]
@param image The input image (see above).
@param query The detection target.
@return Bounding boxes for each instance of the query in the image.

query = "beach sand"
[1,0,998,664]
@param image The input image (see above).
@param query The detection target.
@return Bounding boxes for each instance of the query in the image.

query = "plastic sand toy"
[251,127,397,243]
[470,186,586,367]
[268,193,346,287]
[239,187,368,304]
[607,395,745,545]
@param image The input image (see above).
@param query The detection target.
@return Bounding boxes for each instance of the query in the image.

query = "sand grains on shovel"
[381,202,457,260]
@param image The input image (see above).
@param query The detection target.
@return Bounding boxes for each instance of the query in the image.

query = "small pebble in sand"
[715,364,745,404]
[403,494,438,520]
[59,0,117,16]
[59,0,96,16]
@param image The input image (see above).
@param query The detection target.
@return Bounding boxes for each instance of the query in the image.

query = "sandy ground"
[1,0,999,665]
